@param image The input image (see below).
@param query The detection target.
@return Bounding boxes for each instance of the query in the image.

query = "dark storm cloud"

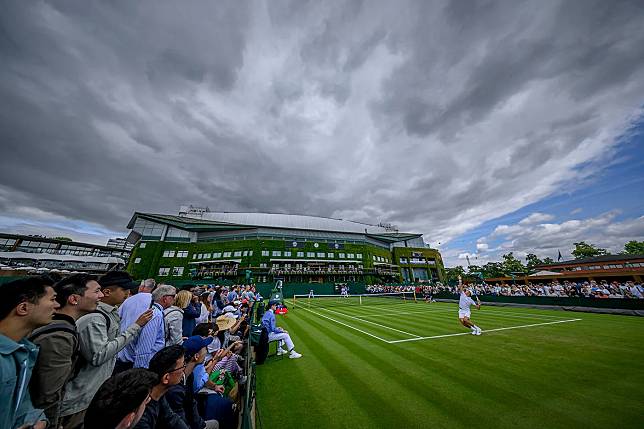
[0,0,643,248]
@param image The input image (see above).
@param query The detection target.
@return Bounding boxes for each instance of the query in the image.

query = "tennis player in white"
[458,285,482,335]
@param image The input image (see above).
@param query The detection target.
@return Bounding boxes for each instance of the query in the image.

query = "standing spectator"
[164,291,186,346]
[226,287,238,305]
[196,292,211,325]
[134,345,189,429]
[59,272,152,429]
[119,277,156,332]
[84,368,158,429]
[178,291,201,338]
[118,285,176,371]
[29,274,103,428]
[0,276,59,429]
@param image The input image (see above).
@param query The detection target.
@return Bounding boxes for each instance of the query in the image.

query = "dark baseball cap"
[182,335,213,355]
[98,271,138,290]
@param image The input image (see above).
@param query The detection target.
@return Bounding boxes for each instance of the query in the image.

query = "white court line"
[334,305,568,320]
[322,307,421,338]
[387,318,582,344]
[299,307,391,343]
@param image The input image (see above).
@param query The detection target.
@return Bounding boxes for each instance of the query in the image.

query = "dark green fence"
[435,293,644,310]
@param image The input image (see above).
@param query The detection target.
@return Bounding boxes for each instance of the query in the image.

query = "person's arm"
[79,311,147,367]
[133,311,164,368]
[30,333,75,420]
[159,397,189,429]
[475,296,481,310]
[183,302,200,320]
[14,391,47,429]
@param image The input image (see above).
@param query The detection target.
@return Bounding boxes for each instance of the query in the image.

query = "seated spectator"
[29,274,103,428]
[60,272,152,428]
[134,345,189,429]
[261,300,302,359]
[166,336,219,429]
[0,276,58,429]
[84,368,158,429]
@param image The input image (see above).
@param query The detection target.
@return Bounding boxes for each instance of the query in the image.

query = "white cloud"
[519,212,555,225]
[476,242,489,251]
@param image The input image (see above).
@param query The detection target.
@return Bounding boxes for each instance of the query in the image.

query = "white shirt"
[459,292,476,311]
[196,303,209,324]
[118,292,152,332]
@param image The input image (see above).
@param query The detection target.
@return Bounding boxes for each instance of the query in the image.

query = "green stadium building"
[125,206,444,288]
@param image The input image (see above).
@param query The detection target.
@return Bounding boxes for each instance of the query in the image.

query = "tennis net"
[292,291,416,309]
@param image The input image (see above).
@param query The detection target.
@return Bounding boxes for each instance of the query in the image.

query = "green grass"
[256,301,644,429]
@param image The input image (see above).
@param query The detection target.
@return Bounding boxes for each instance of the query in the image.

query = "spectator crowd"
[367,280,644,299]
[0,273,263,429]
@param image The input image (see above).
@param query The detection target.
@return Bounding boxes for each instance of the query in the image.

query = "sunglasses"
[165,364,187,374]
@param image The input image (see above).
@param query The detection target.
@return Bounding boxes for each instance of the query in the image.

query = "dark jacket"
[181,303,201,337]
[133,395,189,429]
[165,373,205,429]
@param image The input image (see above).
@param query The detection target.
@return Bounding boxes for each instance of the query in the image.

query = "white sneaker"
[471,330,477,335]
[475,328,482,336]
[289,351,302,359]
[276,348,288,356]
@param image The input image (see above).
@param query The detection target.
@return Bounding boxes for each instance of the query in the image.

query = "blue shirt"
[118,303,165,368]
[261,309,280,334]
[226,291,238,303]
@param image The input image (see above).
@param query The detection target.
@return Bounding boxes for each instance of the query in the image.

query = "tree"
[542,257,555,265]
[623,240,644,255]
[481,262,504,278]
[52,236,73,242]
[501,252,526,275]
[571,241,608,259]
[445,266,465,285]
[525,253,543,269]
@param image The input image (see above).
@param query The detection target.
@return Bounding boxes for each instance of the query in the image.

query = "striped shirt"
[117,303,165,368]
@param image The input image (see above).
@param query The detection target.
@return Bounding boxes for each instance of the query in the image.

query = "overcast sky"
[1,0,643,266]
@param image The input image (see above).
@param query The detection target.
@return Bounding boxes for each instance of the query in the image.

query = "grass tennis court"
[255,300,644,429]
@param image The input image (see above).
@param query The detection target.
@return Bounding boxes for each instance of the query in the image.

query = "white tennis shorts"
[458,310,471,319]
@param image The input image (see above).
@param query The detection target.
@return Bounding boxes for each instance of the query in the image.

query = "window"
[234,251,242,257]
[339,252,346,258]
[327,253,334,258]
[357,253,362,259]
[262,250,269,256]
[204,253,211,259]
[134,257,141,264]
[140,243,146,249]
[400,258,408,263]
[297,251,304,257]
[162,250,176,258]
[223,252,231,258]
[176,251,188,258]
[347,253,354,259]
[373,255,377,260]
[260,263,267,268]
[158,267,170,276]
[198,254,203,259]
[272,251,282,257]
[317,252,325,258]
[249,251,253,256]
[172,267,184,276]
[214,253,222,258]
[243,250,248,256]
[284,251,291,257]
[192,254,197,259]
[307,252,315,258]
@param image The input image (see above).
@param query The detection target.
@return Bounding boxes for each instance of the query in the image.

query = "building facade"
[125,209,444,285]
[0,233,130,275]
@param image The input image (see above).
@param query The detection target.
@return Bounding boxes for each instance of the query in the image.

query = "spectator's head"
[182,335,212,366]
[54,274,103,317]
[84,368,157,429]
[152,285,177,309]
[0,276,59,338]
[268,300,279,311]
[148,345,186,388]
[192,322,216,337]
[139,278,156,293]
[175,290,192,309]
[98,271,139,306]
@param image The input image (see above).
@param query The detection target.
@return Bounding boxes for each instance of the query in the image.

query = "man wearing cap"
[59,271,153,429]
[166,336,219,429]
[261,300,302,359]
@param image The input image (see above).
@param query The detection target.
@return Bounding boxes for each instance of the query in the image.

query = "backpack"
[29,320,81,379]
[252,325,269,365]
